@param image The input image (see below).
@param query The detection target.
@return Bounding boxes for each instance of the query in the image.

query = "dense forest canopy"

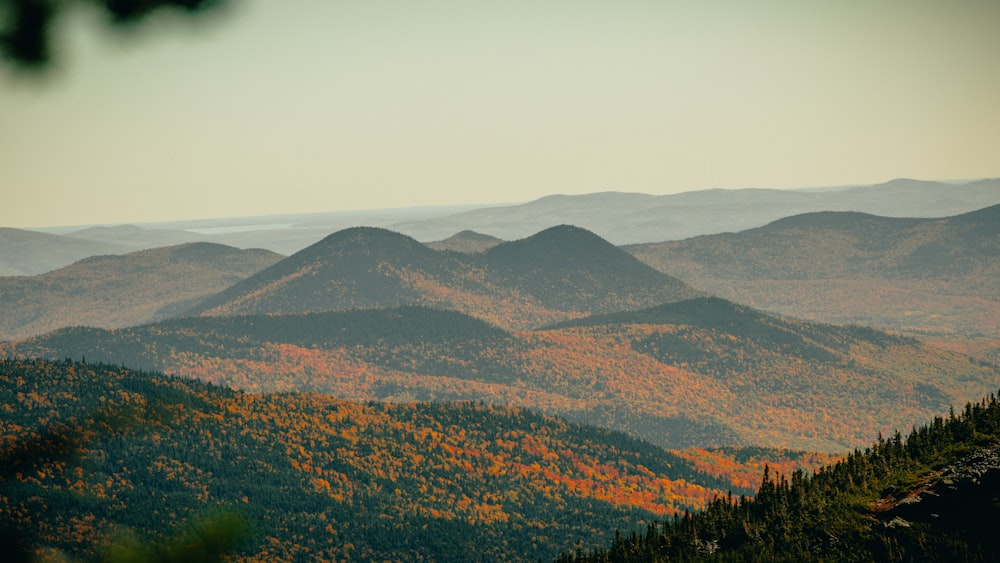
[559,389,1000,562]
[3,358,836,562]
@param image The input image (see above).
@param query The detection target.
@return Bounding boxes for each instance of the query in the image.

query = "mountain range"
[7,178,998,276]
[3,185,1000,560]
[2,212,998,453]
[187,225,702,330]
[391,177,1000,243]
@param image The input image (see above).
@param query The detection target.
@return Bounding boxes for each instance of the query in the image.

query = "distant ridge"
[627,204,1000,347]
[187,225,702,330]
[0,242,282,341]
[66,224,203,249]
[630,204,1000,286]
[425,230,504,253]
[0,227,128,276]
[18,177,998,255]
[390,178,1000,244]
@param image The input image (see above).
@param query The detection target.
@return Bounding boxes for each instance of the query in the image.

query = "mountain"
[560,390,1000,562]
[1,358,839,562]
[626,205,1000,362]
[425,230,504,253]
[631,204,1000,284]
[7,300,997,452]
[187,226,702,330]
[482,225,697,315]
[188,227,466,317]
[0,227,129,276]
[0,242,283,341]
[391,178,1000,244]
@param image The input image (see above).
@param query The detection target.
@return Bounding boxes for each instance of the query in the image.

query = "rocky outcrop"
[876,447,1000,530]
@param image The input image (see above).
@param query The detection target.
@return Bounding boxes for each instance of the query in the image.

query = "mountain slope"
[627,205,1000,358]
[2,358,807,562]
[0,242,283,341]
[188,226,701,330]
[7,301,997,452]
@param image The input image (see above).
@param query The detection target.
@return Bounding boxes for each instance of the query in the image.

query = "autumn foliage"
[0,358,833,561]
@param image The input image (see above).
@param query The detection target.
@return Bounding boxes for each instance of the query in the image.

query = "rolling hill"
[187,225,702,330]
[0,227,128,276]
[627,204,1000,360]
[1,358,838,562]
[0,242,283,341]
[6,300,997,453]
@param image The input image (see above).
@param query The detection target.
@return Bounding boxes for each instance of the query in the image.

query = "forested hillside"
[559,389,1000,561]
[6,300,997,452]
[186,225,702,330]
[0,359,835,562]
[0,243,282,341]
[627,205,1000,362]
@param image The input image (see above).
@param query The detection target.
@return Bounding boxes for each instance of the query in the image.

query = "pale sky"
[2,0,998,229]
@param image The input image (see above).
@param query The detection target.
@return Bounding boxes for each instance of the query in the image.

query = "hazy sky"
[2,0,998,228]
